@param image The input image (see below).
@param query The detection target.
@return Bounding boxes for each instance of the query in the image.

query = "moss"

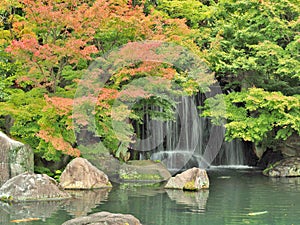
[126,160,158,166]
[120,170,162,181]
[120,173,162,181]
[183,181,198,191]
[0,195,13,203]
[263,161,280,175]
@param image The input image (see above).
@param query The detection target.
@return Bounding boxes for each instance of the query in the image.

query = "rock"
[257,148,283,169]
[119,160,171,183]
[165,167,209,191]
[263,157,300,177]
[0,132,34,185]
[87,153,121,182]
[62,211,142,225]
[60,157,112,189]
[276,133,300,157]
[0,172,71,202]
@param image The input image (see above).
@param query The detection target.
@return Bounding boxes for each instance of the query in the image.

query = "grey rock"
[60,157,112,189]
[263,157,300,177]
[276,133,300,157]
[0,132,33,185]
[62,211,142,225]
[165,167,209,190]
[0,172,71,202]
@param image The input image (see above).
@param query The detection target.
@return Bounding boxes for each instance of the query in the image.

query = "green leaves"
[202,88,300,144]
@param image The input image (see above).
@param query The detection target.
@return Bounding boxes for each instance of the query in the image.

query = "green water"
[1,168,300,225]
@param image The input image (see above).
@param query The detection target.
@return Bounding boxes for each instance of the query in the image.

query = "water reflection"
[118,183,166,196]
[269,176,300,190]
[1,170,300,225]
[64,188,111,217]
[166,189,209,213]
[0,200,67,224]
[0,188,112,224]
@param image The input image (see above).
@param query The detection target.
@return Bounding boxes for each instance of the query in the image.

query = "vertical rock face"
[0,132,34,185]
[60,157,112,189]
[276,133,300,157]
[165,167,209,191]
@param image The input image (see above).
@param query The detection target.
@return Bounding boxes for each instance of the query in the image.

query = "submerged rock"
[62,211,142,225]
[119,160,171,183]
[165,167,209,191]
[0,172,71,202]
[60,157,112,189]
[263,157,300,177]
[0,132,34,185]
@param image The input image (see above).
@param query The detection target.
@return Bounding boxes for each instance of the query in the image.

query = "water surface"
[1,168,299,225]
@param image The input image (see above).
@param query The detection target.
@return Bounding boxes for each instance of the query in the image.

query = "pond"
[1,167,300,225]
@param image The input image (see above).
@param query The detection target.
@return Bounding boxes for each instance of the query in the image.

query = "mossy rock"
[263,157,300,177]
[119,160,171,183]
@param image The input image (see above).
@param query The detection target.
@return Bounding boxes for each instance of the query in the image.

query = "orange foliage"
[37,129,80,157]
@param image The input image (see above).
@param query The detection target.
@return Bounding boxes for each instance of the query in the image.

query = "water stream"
[134,95,246,172]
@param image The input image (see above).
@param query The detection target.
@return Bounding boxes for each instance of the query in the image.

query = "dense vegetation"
[1,0,299,173]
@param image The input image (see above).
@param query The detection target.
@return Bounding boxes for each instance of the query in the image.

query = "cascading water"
[134,93,246,173]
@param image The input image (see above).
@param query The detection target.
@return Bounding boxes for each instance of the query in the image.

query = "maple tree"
[1,0,210,167]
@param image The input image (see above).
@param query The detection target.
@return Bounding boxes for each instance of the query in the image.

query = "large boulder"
[60,157,112,189]
[165,167,209,191]
[119,160,171,183]
[0,132,33,185]
[263,157,300,177]
[0,172,71,202]
[62,211,142,225]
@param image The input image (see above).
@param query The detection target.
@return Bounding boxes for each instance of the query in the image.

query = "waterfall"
[134,94,246,173]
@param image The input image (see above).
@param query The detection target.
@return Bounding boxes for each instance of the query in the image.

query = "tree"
[202,88,300,149]
[157,0,300,94]
[2,0,210,163]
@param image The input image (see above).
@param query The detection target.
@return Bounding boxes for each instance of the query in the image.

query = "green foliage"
[202,88,300,145]
[0,88,45,147]
[158,0,300,94]
[34,166,54,177]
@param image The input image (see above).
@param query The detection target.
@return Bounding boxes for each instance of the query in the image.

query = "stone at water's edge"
[263,157,300,177]
[0,132,34,185]
[165,167,209,191]
[0,172,71,202]
[60,157,112,189]
[62,211,142,225]
[119,160,171,183]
